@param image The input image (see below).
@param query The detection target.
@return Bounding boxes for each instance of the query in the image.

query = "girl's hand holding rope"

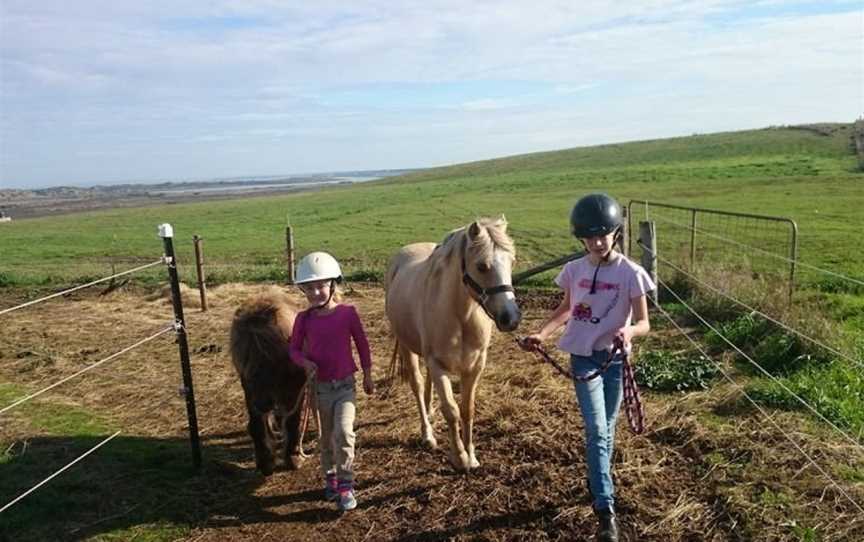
[362,370,375,395]
[517,334,544,352]
[515,336,645,434]
[300,358,317,379]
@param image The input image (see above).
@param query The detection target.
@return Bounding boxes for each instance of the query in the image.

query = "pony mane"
[229,290,296,382]
[437,216,515,261]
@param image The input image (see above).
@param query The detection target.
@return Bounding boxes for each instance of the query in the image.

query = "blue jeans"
[571,350,624,512]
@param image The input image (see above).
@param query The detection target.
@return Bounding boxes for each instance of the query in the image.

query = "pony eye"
[477,263,491,273]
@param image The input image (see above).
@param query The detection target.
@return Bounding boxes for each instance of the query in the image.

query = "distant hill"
[392,122,856,184]
[1,123,857,220]
[0,169,418,219]
[1,169,418,200]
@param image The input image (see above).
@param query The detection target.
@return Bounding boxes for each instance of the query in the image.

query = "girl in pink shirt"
[290,252,373,512]
[520,194,654,542]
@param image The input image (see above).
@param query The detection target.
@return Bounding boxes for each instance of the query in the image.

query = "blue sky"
[1,1,861,188]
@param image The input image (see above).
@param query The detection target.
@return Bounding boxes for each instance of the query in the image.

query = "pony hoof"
[449,453,471,472]
[256,459,275,476]
[469,456,480,470]
[420,429,437,449]
[286,454,303,470]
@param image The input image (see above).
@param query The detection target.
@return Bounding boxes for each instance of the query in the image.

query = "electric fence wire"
[0,324,176,416]
[649,289,864,515]
[653,252,864,372]
[656,277,863,451]
[0,259,166,316]
[647,213,864,289]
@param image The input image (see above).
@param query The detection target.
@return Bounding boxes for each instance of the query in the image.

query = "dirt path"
[1,284,861,541]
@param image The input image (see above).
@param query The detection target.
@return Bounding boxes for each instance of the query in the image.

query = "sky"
[0,1,861,189]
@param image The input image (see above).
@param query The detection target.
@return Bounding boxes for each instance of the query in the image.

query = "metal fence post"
[159,224,202,470]
[640,221,658,304]
[192,235,208,312]
[286,226,295,284]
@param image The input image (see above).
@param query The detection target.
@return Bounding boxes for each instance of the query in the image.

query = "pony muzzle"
[493,299,521,332]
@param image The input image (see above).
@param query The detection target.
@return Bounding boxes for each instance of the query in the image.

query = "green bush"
[705,313,773,350]
[705,313,820,377]
[345,269,383,283]
[752,332,814,376]
[744,360,864,438]
[811,275,864,295]
[0,271,15,287]
[635,350,720,392]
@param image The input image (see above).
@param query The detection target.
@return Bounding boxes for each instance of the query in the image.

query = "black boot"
[595,507,618,542]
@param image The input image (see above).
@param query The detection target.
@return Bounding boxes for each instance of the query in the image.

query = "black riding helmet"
[570,193,623,238]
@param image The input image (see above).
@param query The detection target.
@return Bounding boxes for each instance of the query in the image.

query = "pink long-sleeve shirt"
[289,304,372,382]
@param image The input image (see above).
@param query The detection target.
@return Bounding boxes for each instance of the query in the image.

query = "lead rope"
[621,357,645,434]
[296,379,316,458]
[282,372,317,458]
[516,337,646,434]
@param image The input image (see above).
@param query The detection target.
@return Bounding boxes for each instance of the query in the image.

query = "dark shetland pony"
[230,289,309,474]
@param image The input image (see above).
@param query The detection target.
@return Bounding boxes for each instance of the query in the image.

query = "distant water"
[150,176,381,196]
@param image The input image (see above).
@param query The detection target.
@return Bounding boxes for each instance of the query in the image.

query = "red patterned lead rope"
[516,337,646,434]
[621,357,645,434]
[516,337,573,378]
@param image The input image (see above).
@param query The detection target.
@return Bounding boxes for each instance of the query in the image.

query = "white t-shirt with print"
[554,253,655,357]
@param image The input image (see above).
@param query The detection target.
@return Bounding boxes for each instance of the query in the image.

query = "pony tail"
[385,339,412,387]
[387,340,400,383]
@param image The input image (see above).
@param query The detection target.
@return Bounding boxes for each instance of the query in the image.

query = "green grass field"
[2,123,863,540]
[2,124,862,290]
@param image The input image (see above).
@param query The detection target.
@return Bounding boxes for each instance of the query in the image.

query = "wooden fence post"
[640,221,658,304]
[618,207,628,258]
[689,209,697,269]
[286,226,295,284]
[192,235,208,312]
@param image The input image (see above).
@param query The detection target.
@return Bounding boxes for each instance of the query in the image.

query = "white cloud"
[0,1,861,187]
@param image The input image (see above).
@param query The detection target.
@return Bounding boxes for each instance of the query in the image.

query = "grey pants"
[316,375,357,484]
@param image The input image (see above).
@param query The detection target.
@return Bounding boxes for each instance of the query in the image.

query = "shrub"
[744,360,864,438]
[635,349,720,392]
[345,269,382,283]
[705,313,772,351]
[0,271,15,287]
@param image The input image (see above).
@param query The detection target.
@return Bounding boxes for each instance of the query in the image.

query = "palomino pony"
[230,289,310,474]
[385,216,521,471]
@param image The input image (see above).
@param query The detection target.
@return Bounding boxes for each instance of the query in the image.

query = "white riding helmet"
[295,251,343,284]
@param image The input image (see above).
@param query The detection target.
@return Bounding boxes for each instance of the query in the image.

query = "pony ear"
[499,214,508,229]
[468,221,482,238]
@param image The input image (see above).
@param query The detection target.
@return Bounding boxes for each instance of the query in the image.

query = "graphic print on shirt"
[572,279,621,324]
[572,302,593,321]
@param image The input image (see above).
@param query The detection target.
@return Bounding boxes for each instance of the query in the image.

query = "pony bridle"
[461,255,514,319]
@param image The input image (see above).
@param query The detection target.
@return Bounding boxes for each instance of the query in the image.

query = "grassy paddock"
[1,125,862,539]
[3,124,861,428]
[1,125,862,290]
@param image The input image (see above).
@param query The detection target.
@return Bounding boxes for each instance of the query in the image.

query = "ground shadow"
[0,431,329,541]
[391,505,559,542]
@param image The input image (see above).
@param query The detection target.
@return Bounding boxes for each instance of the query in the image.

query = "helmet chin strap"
[311,279,338,311]
[584,228,621,295]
